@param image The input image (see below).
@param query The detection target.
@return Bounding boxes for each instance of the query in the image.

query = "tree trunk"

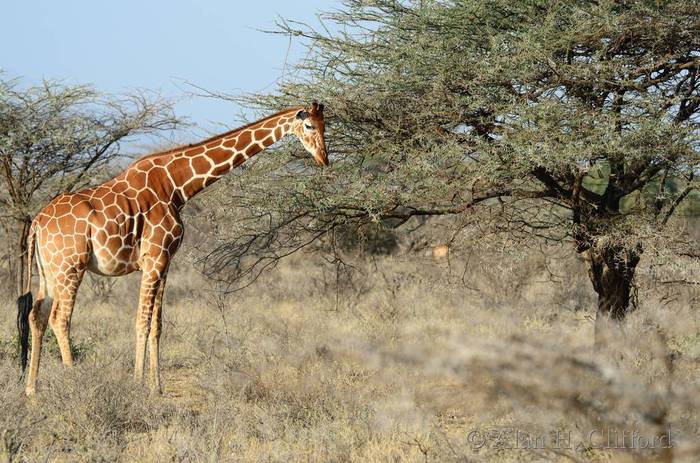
[582,242,641,345]
[16,216,31,297]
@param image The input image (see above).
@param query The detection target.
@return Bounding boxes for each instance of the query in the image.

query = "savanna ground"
[0,226,699,462]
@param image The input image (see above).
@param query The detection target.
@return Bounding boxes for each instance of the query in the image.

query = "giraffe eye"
[304,123,314,131]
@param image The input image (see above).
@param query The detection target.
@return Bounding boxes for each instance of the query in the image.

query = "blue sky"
[1,0,336,143]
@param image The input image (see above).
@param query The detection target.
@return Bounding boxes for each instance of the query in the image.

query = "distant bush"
[334,222,399,256]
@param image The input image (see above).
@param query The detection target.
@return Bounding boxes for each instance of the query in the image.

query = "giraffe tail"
[17,293,32,374]
[17,221,36,374]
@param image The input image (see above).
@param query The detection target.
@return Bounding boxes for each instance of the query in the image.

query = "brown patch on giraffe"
[209,163,229,177]
[139,189,159,208]
[245,145,259,157]
[143,165,162,183]
[113,213,128,226]
[253,129,271,140]
[136,158,155,171]
[274,127,282,139]
[44,241,57,255]
[123,187,140,199]
[105,236,122,252]
[101,194,118,209]
[94,229,108,244]
[125,170,147,189]
[112,181,128,194]
[74,219,89,235]
[104,205,122,219]
[105,221,123,238]
[115,244,134,262]
[145,204,168,225]
[90,214,108,232]
[68,194,86,207]
[184,145,205,156]
[45,216,60,230]
[168,158,191,184]
[153,224,172,239]
[114,194,133,212]
[165,239,180,254]
[53,202,71,218]
[151,155,169,167]
[203,176,218,187]
[153,250,170,268]
[92,197,107,210]
[96,247,112,260]
[144,165,167,183]
[233,154,247,168]
[191,155,212,174]
[91,188,110,199]
[51,253,63,266]
[237,130,252,147]
[183,178,206,198]
[204,148,230,165]
[262,134,277,147]
[222,137,238,148]
[146,230,164,249]
[205,139,222,149]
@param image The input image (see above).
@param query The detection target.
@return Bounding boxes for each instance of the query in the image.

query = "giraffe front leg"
[134,269,161,383]
[148,273,168,394]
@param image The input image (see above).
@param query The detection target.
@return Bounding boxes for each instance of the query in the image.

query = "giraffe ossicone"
[17,102,327,396]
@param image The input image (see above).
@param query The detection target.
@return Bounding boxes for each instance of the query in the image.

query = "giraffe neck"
[144,108,301,206]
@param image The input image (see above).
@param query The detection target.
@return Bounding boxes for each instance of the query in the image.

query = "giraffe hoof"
[150,384,163,396]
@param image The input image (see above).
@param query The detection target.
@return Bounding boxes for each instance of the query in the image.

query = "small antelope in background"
[432,244,450,259]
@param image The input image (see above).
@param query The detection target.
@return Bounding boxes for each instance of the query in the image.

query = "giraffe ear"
[296,110,310,120]
[310,100,324,115]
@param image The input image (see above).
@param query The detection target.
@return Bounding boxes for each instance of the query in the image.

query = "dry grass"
[0,247,698,462]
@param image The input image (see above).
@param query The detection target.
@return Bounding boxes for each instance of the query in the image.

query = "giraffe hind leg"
[148,272,168,394]
[134,269,163,384]
[48,265,86,367]
[25,282,53,396]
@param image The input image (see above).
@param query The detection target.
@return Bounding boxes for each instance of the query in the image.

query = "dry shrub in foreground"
[371,333,699,462]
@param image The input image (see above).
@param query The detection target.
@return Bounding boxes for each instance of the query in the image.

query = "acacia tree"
[0,76,180,294]
[201,0,698,338]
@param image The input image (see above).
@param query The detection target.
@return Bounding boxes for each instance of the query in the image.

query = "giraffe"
[16,102,327,396]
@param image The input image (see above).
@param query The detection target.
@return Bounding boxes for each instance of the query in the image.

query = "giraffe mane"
[131,106,304,166]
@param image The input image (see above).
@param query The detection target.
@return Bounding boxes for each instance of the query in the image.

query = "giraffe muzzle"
[314,151,329,167]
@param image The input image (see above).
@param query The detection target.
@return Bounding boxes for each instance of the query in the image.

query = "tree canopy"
[200,0,698,325]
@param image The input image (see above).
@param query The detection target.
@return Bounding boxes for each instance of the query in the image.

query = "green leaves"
[202,0,699,285]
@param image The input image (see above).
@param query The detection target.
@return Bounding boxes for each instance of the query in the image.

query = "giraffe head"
[293,101,328,167]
